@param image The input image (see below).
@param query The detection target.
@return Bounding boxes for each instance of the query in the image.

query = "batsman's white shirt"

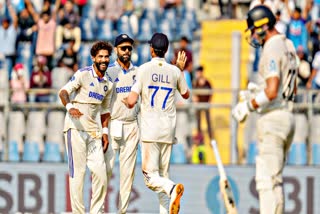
[258,34,296,113]
[61,65,113,132]
[131,57,188,143]
[107,61,139,121]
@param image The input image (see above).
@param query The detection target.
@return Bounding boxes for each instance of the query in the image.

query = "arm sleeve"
[177,71,189,95]
[101,81,113,115]
[61,71,82,94]
[263,47,281,79]
[131,68,142,95]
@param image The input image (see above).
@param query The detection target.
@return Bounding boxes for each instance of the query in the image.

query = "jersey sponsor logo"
[268,59,277,72]
[116,86,131,93]
[90,82,94,86]
[88,91,104,101]
[152,73,170,83]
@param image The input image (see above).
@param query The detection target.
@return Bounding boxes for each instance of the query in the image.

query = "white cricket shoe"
[169,183,184,214]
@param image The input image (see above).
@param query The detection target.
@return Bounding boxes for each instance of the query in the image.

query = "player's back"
[137,57,182,143]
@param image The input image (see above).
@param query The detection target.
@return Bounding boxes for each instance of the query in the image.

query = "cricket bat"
[211,140,238,214]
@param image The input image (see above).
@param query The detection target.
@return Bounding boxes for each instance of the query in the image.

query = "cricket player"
[122,33,190,214]
[59,41,113,213]
[232,5,296,214]
[104,34,140,214]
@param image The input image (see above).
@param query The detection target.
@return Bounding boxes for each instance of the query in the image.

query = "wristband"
[255,90,270,107]
[66,103,74,111]
[102,127,109,135]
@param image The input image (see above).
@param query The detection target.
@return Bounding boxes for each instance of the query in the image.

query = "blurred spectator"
[58,0,80,26]
[287,7,308,53]
[193,66,213,140]
[297,46,311,88]
[10,63,29,103]
[171,36,193,80]
[96,0,124,23]
[57,39,78,72]
[30,55,52,102]
[72,0,88,16]
[51,60,73,102]
[27,0,60,69]
[0,2,18,80]
[191,132,206,164]
[296,47,311,103]
[17,6,37,43]
[310,19,320,58]
[250,0,275,13]
[275,10,288,34]
[55,18,81,52]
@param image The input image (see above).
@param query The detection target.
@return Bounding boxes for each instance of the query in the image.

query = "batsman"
[232,5,297,214]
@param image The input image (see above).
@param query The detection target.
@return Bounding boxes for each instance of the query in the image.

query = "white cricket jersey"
[258,34,297,113]
[131,57,189,143]
[61,65,113,132]
[107,61,139,122]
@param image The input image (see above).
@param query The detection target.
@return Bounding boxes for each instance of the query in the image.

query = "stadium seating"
[78,42,94,68]
[247,141,257,165]
[25,111,46,155]
[136,43,151,66]
[170,143,187,164]
[312,144,320,165]
[136,143,142,164]
[43,142,62,162]
[23,141,40,162]
[287,143,308,165]
[0,55,9,105]
[8,111,25,154]
[96,18,114,41]
[46,111,65,144]
[16,41,33,77]
[80,18,95,41]
[157,19,174,41]
[287,114,309,165]
[136,18,153,42]
[116,15,134,38]
[8,141,20,162]
[141,8,159,32]
[310,115,320,165]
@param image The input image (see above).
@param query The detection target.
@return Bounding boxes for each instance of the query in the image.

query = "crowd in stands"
[1,0,320,164]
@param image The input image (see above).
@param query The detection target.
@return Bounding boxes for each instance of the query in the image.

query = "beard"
[118,54,131,64]
[94,61,109,74]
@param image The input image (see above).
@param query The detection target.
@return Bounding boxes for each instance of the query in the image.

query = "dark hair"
[90,41,113,57]
[181,36,189,43]
[154,50,165,58]
[196,66,204,71]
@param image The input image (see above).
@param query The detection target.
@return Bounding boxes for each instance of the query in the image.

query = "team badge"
[269,59,276,72]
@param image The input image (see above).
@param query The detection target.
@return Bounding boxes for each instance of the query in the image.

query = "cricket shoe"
[169,183,184,214]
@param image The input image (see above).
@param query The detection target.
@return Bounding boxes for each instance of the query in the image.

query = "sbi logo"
[205,176,239,214]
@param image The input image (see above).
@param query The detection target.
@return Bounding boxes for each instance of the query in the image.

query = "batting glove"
[232,101,251,123]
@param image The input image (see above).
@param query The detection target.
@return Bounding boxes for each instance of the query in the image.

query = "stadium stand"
[23,141,40,162]
[310,115,320,165]
[8,111,25,156]
[287,114,309,165]
[170,143,187,164]
[8,140,20,162]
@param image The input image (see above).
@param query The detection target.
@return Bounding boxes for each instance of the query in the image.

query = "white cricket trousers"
[65,129,108,214]
[256,110,295,214]
[105,121,140,214]
[141,142,176,214]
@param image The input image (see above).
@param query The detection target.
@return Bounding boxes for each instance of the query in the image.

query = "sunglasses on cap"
[119,46,133,51]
